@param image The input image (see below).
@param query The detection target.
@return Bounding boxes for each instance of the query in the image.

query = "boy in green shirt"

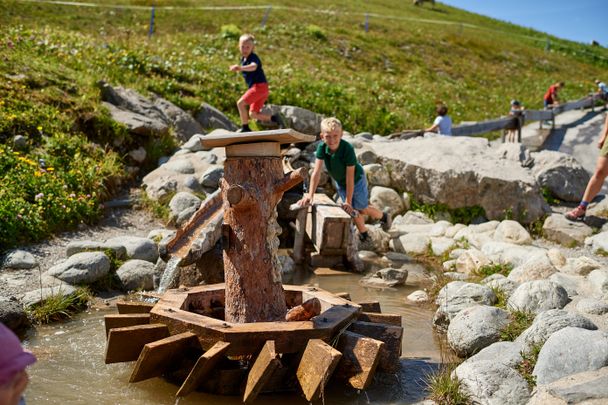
[297,117,390,243]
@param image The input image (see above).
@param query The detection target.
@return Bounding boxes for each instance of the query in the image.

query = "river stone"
[481,241,546,267]
[528,366,608,405]
[507,280,570,314]
[181,134,206,152]
[391,233,430,255]
[454,248,491,275]
[116,259,155,291]
[45,251,111,284]
[359,268,408,288]
[543,214,593,247]
[481,274,518,297]
[147,229,175,244]
[364,163,391,187]
[530,150,590,202]
[533,327,608,385]
[460,341,523,369]
[106,236,159,263]
[396,211,434,225]
[507,252,557,283]
[163,158,195,174]
[447,305,511,357]
[0,297,30,332]
[406,290,429,303]
[516,309,597,353]
[453,360,530,405]
[560,256,602,276]
[66,241,127,260]
[370,186,404,216]
[445,223,467,238]
[493,220,532,245]
[576,298,608,315]
[169,191,201,216]
[200,166,224,189]
[434,281,497,330]
[430,237,456,257]
[549,273,585,298]
[389,223,436,239]
[546,248,567,268]
[588,269,608,296]
[21,283,77,308]
[1,250,37,270]
[585,231,608,255]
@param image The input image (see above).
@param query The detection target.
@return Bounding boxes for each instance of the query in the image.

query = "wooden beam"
[348,321,403,372]
[105,324,169,364]
[129,332,200,383]
[177,341,231,397]
[296,339,342,401]
[306,193,351,255]
[357,301,381,313]
[292,206,308,264]
[243,341,281,404]
[116,300,155,314]
[334,331,384,390]
[357,312,402,327]
[333,292,352,300]
[104,313,150,337]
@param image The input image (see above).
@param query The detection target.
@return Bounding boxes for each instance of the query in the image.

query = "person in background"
[0,323,37,405]
[425,104,452,135]
[505,99,525,143]
[595,79,608,109]
[565,113,608,221]
[544,81,564,108]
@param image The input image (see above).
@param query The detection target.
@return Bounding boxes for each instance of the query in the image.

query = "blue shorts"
[336,177,369,210]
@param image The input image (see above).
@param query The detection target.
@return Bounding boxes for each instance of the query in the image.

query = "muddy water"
[24,263,441,405]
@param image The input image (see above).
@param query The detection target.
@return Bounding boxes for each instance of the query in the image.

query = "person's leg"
[359,205,383,220]
[566,156,608,220]
[236,97,250,125]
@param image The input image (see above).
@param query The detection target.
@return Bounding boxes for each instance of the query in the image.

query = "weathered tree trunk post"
[221,159,305,322]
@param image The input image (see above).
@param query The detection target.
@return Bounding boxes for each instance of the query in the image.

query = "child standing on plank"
[297,117,391,245]
[229,34,285,132]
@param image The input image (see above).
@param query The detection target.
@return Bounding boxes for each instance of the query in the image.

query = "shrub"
[220,24,241,39]
[306,24,327,41]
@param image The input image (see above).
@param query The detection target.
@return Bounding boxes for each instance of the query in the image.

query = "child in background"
[425,104,452,135]
[229,34,285,133]
[543,81,564,108]
[297,117,390,245]
[0,323,37,405]
[505,99,524,143]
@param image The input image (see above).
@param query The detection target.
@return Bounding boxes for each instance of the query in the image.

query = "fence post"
[364,13,369,33]
[517,121,522,143]
[261,6,271,28]
[148,6,155,38]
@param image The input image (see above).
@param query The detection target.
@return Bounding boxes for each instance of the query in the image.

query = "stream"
[23,262,442,405]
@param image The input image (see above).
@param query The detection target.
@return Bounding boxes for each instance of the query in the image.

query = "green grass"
[426,364,471,405]
[1,0,607,249]
[517,344,541,390]
[27,286,92,324]
[500,310,535,341]
[476,263,513,278]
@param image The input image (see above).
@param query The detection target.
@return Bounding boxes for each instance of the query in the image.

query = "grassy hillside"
[1,0,607,249]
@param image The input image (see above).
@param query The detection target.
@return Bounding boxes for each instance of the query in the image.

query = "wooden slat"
[357,301,381,313]
[296,339,342,401]
[200,129,316,148]
[452,116,515,137]
[116,300,155,314]
[334,331,384,390]
[104,313,150,337]
[347,321,403,372]
[523,109,553,122]
[357,312,402,326]
[334,292,352,300]
[177,341,231,397]
[105,324,169,364]
[129,332,200,382]
[243,341,281,404]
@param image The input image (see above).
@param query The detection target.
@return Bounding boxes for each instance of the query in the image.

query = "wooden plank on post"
[357,312,402,326]
[293,207,308,264]
[104,313,150,337]
[296,339,342,401]
[348,321,403,372]
[334,331,384,390]
[105,324,169,364]
[243,340,281,404]
[357,300,381,313]
[130,332,200,383]
[176,341,231,396]
[116,300,155,314]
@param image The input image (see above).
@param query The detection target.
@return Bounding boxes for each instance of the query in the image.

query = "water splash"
[158,256,183,293]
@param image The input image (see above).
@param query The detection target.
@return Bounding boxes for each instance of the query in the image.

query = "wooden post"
[293,207,308,264]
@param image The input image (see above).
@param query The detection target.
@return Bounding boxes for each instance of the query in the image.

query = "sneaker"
[380,211,392,232]
[272,113,288,129]
[236,126,251,133]
[358,232,375,251]
[565,205,586,221]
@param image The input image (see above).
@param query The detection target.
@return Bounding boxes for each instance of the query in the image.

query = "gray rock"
[453,360,530,405]
[482,274,519,297]
[549,273,585,298]
[543,213,593,247]
[585,232,608,256]
[588,269,608,296]
[163,158,195,174]
[493,220,532,245]
[434,282,497,330]
[406,290,429,303]
[169,192,202,220]
[200,166,224,189]
[560,256,601,276]
[461,341,523,369]
[507,280,570,314]
[533,327,608,385]
[494,142,533,167]
[195,103,237,131]
[392,233,430,255]
[359,268,408,288]
[516,309,597,352]
[262,104,323,135]
[481,242,546,267]
[102,102,169,137]
[373,136,549,223]
[21,283,77,308]
[397,211,434,225]
[183,175,201,191]
[116,259,156,291]
[45,252,111,284]
[181,134,207,152]
[507,252,556,283]
[576,298,608,315]
[176,205,198,227]
[13,134,27,150]
[66,241,127,260]
[528,366,608,405]
[128,146,147,163]
[2,250,37,270]
[0,297,30,332]
[106,236,159,263]
[531,150,590,202]
[364,163,391,187]
[369,186,404,217]
[430,237,456,257]
[152,96,204,143]
[447,305,511,357]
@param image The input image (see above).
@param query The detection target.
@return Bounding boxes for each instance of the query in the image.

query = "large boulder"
[1,250,37,270]
[106,236,159,263]
[372,136,549,223]
[152,96,204,142]
[102,102,168,137]
[542,214,593,247]
[434,281,497,330]
[447,305,511,357]
[507,252,557,283]
[195,102,238,131]
[369,186,404,216]
[44,251,111,284]
[507,280,570,314]
[116,259,156,291]
[528,367,608,405]
[263,104,323,135]
[530,150,590,202]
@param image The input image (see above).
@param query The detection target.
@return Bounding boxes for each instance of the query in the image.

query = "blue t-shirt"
[241,52,267,88]
[315,139,363,188]
[433,115,452,135]
[599,82,608,95]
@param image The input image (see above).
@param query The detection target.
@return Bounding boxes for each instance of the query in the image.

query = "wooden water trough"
[104,130,403,402]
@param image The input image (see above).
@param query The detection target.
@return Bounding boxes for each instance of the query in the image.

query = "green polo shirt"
[315,139,363,188]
